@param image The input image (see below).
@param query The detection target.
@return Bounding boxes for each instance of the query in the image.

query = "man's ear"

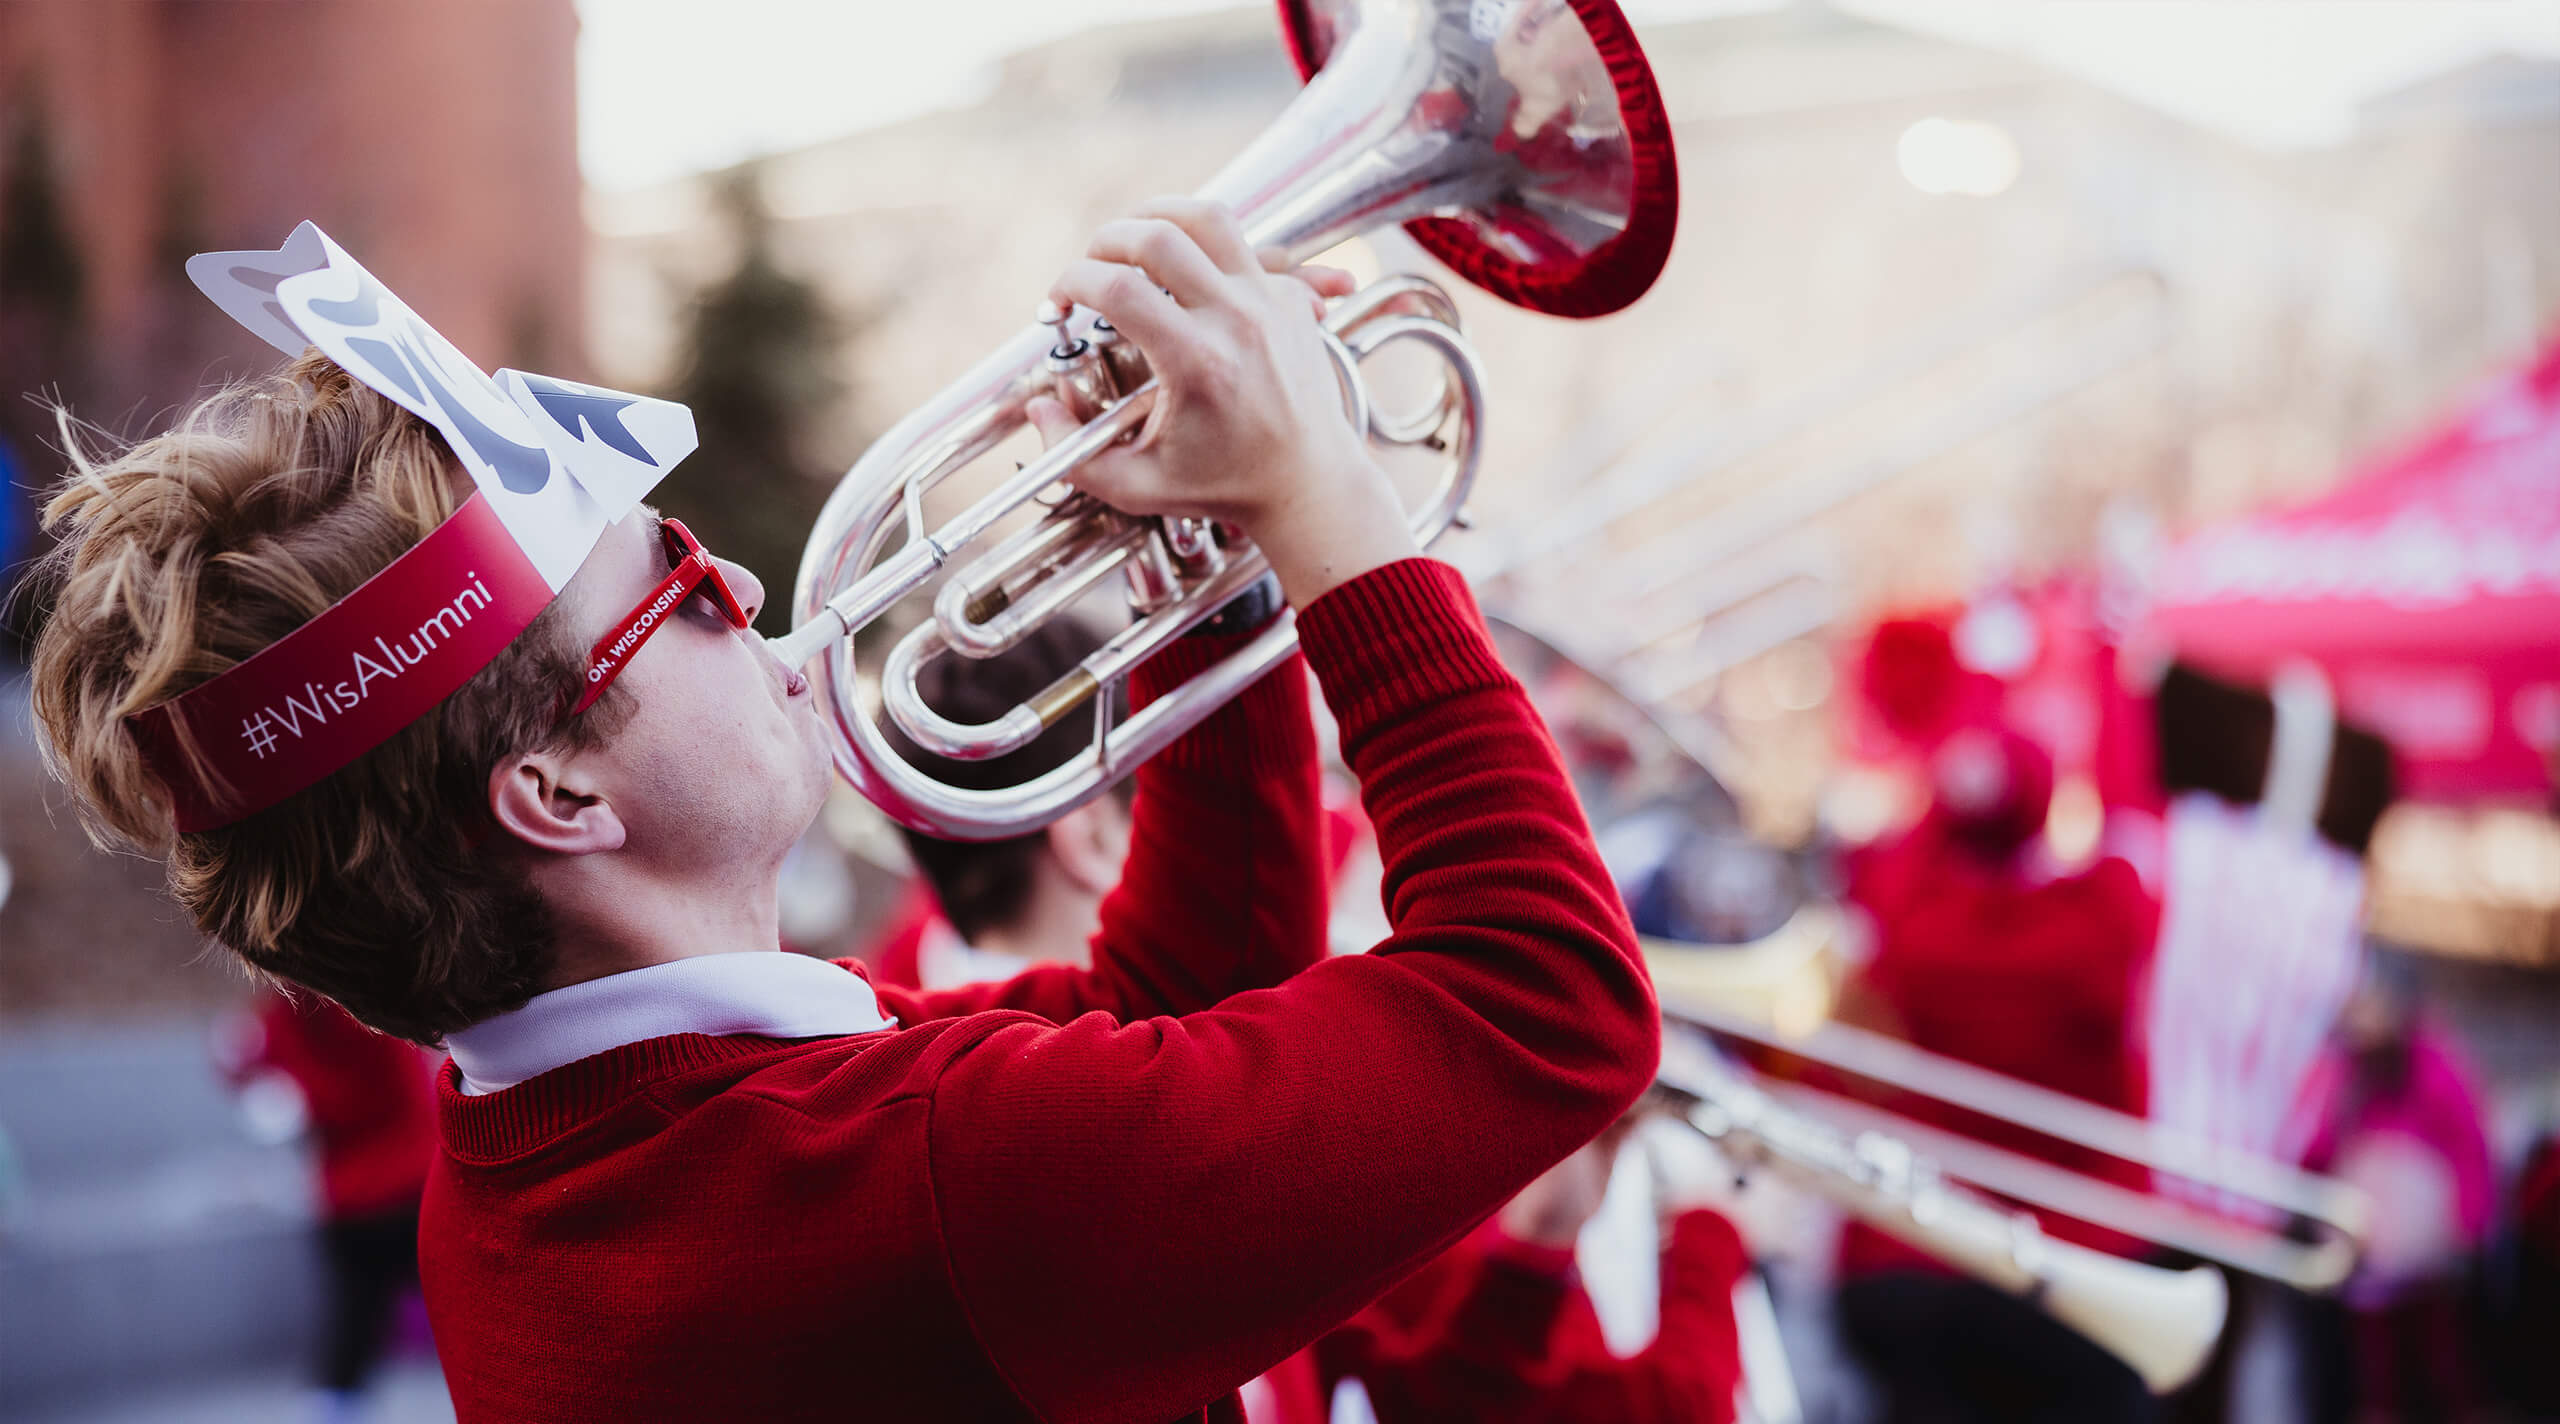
[488,747,627,857]
[1043,800,1129,897]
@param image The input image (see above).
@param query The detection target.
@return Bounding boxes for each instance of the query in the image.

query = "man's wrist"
[1246,459,1422,609]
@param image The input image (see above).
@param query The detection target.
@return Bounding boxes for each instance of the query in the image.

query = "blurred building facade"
[587,3,2560,832]
[0,0,586,439]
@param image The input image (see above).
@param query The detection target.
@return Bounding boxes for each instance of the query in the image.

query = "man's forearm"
[924,559,1659,1421]
[1090,636,1328,1007]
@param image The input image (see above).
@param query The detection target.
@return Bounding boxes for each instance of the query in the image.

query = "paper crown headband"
[126,222,699,832]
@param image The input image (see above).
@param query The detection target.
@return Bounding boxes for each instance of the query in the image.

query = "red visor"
[126,493,554,833]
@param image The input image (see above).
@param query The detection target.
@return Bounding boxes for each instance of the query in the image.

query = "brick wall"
[0,0,586,418]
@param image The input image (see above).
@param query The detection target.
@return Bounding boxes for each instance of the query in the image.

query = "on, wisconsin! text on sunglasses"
[568,518,750,718]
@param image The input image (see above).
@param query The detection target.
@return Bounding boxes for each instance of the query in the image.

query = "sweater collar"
[446,951,898,1095]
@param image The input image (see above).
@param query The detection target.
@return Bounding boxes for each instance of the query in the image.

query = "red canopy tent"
[2147,339,2560,802]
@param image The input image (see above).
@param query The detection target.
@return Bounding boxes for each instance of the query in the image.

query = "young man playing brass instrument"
[29,200,1658,1422]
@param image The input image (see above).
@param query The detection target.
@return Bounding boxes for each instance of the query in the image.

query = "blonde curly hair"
[28,350,630,1043]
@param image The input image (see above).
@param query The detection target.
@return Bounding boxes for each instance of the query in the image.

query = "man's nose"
[717,555,765,625]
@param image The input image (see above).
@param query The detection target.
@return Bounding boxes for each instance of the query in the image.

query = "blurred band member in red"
[873,616,1133,991]
[36,199,1658,1422]
[216,992,438,1419]
[2297,966,2496,1421]
[885,634,1747,1424]
[1832,725,2161,1423]
[1285,1120,1751,1424]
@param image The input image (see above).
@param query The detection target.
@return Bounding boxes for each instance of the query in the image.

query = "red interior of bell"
[1274,0,1680,319]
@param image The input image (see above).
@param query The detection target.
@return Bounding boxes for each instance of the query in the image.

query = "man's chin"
[796,727,833,785]
[793,752,835,827]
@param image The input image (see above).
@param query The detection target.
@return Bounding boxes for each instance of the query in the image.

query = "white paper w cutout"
[187,222,697,590]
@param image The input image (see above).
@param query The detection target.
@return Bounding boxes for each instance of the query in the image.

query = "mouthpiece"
[767,611,845,678]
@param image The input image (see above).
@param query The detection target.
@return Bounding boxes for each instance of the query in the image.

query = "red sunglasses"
[567,517,751,718]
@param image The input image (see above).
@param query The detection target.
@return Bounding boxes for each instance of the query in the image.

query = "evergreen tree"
[0,101,90,662]
[658,165,853,634]
[0,105,86,348]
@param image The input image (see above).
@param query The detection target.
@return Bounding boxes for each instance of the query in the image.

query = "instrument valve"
[1088,312,1153,391]
[1037,301,1087,364]
[1038,300,1120,421]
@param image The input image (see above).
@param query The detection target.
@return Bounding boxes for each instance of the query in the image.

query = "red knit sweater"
[420,560,1658,1424]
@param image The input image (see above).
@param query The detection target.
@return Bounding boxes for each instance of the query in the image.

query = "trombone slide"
[1665,1063,2229,1395]
[1800,1142,2226,1395]
[1665,989,2367,1291]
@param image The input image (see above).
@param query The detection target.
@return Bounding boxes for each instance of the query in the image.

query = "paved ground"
[16,1362,453,1424]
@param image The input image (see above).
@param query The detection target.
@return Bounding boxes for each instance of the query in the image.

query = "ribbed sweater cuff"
[1296,559,1511,754]
[1130,625,1310,777]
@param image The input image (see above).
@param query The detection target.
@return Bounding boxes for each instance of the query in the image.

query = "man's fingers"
[1260,248,1357,299]
[1131,196,1260,277]
[1282,264,1356,320]
[1289,264,1359,300]
[1086,219,1232,310]
[1048,258,1187,353]
[1270,275,1327,323]
[1024,395,1079,451]
[1063,442,1170,514]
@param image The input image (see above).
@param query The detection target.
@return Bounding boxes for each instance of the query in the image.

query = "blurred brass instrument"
[1486,616,2368,1397]
[1654,994,2370,1395]
[1479,262,2169,729]
[1655,1036,2227,1396]
[779,0,1680,840]
[1664,993,2369,1291]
